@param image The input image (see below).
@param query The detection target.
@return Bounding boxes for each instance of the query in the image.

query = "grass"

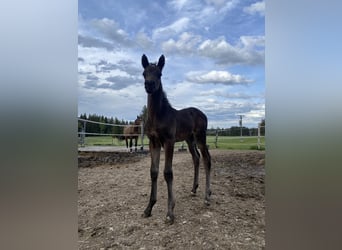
[206,135,265,150]
[80,136,127,146]
[79,135,265,150]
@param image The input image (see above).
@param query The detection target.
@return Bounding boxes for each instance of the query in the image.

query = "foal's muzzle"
[144,81,155,94]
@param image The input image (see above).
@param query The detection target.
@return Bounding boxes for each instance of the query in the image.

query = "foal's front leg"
[143,140,161,217]
[164,141,175,224]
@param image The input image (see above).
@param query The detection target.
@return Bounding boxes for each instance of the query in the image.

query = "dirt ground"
[78,149,265,250]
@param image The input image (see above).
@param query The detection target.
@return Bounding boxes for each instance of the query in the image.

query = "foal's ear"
[158,55,165,71]
[142,54,149,69]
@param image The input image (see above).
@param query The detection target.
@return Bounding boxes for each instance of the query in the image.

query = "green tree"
[260,118,265,136]
[99,115,105,134]
[139,105,148,124]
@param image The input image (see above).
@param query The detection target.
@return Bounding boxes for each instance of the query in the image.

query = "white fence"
[78,118,265,150]
[78,118,145,150]
[257,124,265,150]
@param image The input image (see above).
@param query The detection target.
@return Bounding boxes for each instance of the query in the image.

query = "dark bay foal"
[141,54,211,224]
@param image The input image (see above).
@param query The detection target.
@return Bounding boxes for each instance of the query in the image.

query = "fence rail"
[78,118,144,149]
[78,118,265,150]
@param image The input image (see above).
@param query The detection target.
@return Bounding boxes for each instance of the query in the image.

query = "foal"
[141,54,211,224]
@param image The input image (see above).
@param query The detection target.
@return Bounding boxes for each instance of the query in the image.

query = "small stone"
[203,211,213,218]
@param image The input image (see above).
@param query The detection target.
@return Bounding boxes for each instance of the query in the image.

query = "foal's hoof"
[190,191,196,196]
[142,210,152,218]
[165,215,174,225]
[204,199,211,206]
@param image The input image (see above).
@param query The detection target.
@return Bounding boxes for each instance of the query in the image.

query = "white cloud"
[161,32,202,54]
[198,36,264,65]
[168,0,238,29]
[186,70,252,85]
[90,18,132,46]
[152,17,190,39]
[240,35,265,49]
[78,46,143,93]
[78,86,146,121]
[168,0,189,11]
[239,103,265,127]
[205,0,238,11]
[78,34,115,50]
[243,1,265,16]
[78,17,140,50]
[205,0,226,8]
[200,90,263,99]
[135,31,153,49]
[195,97,264,128]
[78,1,265,127]
[161,33,264,64]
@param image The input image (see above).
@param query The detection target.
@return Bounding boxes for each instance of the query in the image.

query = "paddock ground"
[78,149,265,249]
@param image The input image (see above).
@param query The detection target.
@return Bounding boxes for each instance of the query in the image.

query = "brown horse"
[141,54,211,224]
[123,116,142,152]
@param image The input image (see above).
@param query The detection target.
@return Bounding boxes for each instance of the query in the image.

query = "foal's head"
[141,54,165,94]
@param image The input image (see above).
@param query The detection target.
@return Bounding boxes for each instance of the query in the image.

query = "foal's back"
[175,107,208,142]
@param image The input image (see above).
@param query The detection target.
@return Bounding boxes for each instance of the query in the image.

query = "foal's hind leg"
[197,141,212,205]
[186,138,200,195]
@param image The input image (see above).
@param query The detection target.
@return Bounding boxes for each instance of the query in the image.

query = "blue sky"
[78,0,265,128]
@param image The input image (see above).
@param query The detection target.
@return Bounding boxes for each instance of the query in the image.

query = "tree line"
[79,111,265,137]
[207,119,265,136]
[78,113,129,136]
[207,127,262,136]
[78,106,148,136]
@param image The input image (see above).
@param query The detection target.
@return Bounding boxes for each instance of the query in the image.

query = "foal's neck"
[147,85,172,119]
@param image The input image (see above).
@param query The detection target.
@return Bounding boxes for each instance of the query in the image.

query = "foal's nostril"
[145,81,154,89]
[145,80,154,86]
[144,81,155,93]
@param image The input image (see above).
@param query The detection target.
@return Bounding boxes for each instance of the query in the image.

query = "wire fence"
[78,118,265,151]
[78,118,144,151]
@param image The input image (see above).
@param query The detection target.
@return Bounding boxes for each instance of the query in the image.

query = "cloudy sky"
[78,0,265,128]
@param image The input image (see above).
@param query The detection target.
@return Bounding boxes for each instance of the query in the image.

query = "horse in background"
[123,116,142,152]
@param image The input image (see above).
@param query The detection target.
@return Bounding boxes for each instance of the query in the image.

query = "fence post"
[80,120,86,147]
[140,121,144,151]
[215,130,218,148]
[257,123,261,150]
